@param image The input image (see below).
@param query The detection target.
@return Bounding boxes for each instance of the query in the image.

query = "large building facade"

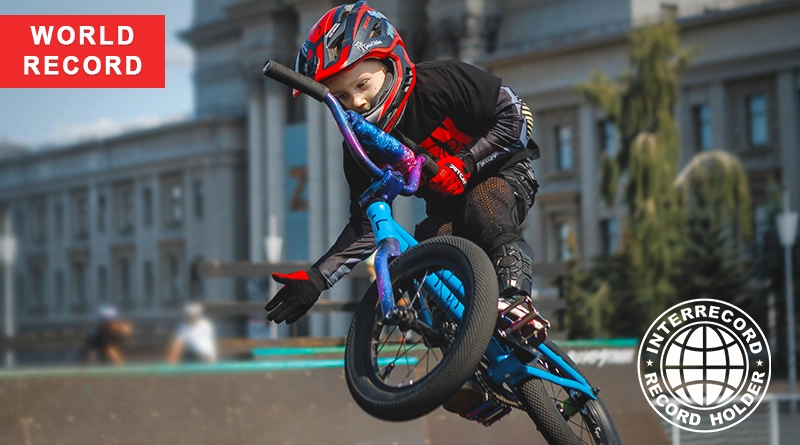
[2,0,799,350]
[0,119,247,363]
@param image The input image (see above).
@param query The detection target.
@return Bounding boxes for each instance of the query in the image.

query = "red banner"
[0,15,165,88]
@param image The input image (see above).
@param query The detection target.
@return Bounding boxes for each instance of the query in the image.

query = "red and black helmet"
[295,1,415,131]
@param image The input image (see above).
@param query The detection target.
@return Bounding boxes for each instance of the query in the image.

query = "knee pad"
[489,240,534,297]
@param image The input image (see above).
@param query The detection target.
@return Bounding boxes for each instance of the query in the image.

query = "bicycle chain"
[474,358,525,411]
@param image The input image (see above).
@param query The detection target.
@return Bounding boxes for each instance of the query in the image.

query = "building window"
[191,257,204,298]
[117,257,133,310]
[753,204,771,258]
[98,265,108,303]
[747,94,768,147]
[114,183,135,234]
[30,198,47,245]
[143,261,154,308]
[71,260,88,312]
[143,188,153,227]
[692,104,712,152]
[55,201,63,240]
[55,269,65,313]
[14,206,24,241]
[28,262,46,316]
[555,125,573,171]
[557,222,572,262]
[163,253,183,306]
[600,219,619,256]
[161,174,184,228]
[287,88,305,124]
[72,191,89,239]
[598,120,617,157]
[97,194,106,232]
[193,179,204,220]
[170,185,183,223]
[15,273,25,318]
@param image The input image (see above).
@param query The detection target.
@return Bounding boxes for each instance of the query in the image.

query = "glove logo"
[637,299,770,433]
[446,163,468,186]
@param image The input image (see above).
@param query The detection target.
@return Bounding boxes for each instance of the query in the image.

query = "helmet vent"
[327,34,344,61]
[369,22,381,38]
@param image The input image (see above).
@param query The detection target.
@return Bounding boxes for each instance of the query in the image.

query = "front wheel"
[345,236,498,421]
[517,340,622,445]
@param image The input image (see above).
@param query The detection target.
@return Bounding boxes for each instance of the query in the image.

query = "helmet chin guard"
[295,1,415,131]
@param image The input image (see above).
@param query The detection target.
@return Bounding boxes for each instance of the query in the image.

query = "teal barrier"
[252,346,346,357]
[0,356,418,380]
[0,338,638,380]
[553,338,639,348]
[251,339,639,358]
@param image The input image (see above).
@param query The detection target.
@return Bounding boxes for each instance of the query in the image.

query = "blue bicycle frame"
[319,92,598,401]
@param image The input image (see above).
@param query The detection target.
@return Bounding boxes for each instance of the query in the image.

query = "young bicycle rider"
[265,1,548,415]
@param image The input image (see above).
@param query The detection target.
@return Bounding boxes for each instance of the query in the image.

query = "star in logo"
[647,360,653,366]
[757,360,763,367]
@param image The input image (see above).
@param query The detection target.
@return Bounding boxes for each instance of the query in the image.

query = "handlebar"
[262,60,329,102]
[262,60,437,193]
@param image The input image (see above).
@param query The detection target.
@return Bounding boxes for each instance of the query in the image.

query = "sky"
[0,0,194,149]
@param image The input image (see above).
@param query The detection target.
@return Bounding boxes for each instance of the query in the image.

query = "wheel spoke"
[368,267,456,387]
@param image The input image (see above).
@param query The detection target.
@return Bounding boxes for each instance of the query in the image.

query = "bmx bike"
[263,60,621,445]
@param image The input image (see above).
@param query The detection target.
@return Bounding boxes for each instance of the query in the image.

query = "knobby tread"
[345,236,498,421]
[517,340,622,445]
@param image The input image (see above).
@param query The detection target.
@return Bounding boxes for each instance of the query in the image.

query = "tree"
[577,18,694,323]
[674,150,753,244]
[674,209,751,304]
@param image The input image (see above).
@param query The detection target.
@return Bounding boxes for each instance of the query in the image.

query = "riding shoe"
[442,379,486,416]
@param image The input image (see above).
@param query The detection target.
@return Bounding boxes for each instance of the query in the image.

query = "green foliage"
[576,18,694,321]
[675,150,753,243]
[563,255,594,339]
[566,18,756,339]
[675,209,752,304]
[563,231,648,338]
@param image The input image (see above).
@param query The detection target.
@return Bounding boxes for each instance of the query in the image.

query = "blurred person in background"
[80,305,133,366]
[364,251,376,282]
[167,303,217,363]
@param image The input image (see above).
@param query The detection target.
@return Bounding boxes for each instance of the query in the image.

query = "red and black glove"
[265,269,326,324]
[428,155,472,196]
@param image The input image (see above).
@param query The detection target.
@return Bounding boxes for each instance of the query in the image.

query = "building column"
[709,81,727,152]
[778,70,799,210]
[324,116,352,337]
[265,83,287,258]
[578,103,599,262]
[247,82,264,263]
[2,210,16,367]
[306,96,328,337]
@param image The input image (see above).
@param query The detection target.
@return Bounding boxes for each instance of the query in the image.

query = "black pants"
[414,159,538,255]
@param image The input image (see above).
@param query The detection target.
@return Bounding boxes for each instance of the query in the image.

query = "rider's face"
[323,59,387,114]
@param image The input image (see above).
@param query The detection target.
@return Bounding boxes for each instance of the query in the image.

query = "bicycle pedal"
[496,296,550,346]
[464,400,512,426]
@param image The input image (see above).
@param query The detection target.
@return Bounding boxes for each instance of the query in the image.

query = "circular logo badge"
[637,299,771,433]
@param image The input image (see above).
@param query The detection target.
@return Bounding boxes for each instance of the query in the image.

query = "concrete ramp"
[0,342,667,445]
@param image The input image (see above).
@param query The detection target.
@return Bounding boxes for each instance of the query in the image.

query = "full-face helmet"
[295,1,415,131]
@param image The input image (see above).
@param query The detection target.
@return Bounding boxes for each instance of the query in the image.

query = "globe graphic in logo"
[662,323,748,409]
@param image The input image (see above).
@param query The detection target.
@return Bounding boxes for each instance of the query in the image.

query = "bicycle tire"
[517,340,622,445]
[345,236,498,421]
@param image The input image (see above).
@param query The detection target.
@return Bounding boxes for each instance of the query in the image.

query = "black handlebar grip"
[421,155,440,178]
[262,60,329,103]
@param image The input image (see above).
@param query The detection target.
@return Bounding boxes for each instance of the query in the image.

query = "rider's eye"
[357,81,367,89]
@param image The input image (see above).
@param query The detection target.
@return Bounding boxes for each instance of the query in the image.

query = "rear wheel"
[516,340,622,445]
[345,236,498,421]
